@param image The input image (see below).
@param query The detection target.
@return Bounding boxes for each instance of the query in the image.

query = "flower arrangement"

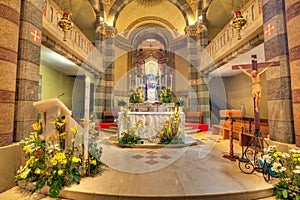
[129,87,144,103]
[159,87,173,103]
[175,98,185,107]
[15,115,104,198]
[117,107,150,145]
[263,145,300,199]
[157,108,184,144]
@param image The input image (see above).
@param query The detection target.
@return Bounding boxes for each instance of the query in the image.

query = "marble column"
[263,0,294,143]
[94,20,106,120]
[0,0,21,146]
[185,33,199,112]
[284,0,300,146]
[14,0,43,142]
[185,26,210,124]
[104,27,117,112]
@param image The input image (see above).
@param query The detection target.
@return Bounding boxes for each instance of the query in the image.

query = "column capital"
[96,22,118,38]
[184,22,202,37]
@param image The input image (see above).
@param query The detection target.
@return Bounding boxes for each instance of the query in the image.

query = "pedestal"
[221,110,242,161]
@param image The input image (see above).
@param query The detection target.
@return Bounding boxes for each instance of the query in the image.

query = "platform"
[0,131,275,200]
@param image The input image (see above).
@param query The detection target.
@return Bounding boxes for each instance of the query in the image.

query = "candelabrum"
[232,11,246,40]
[58,13,72,41]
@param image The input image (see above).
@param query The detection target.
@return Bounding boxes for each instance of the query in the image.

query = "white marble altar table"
[117,112,185,141]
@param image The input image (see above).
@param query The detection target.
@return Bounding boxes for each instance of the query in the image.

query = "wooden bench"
[185,111,203,124]
[217,118,269,146]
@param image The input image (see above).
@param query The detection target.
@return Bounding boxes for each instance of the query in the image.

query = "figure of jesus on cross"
[238,63,271,112]
[233,55,279,115]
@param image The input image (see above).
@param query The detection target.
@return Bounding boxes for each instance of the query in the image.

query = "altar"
[117,111,185,143]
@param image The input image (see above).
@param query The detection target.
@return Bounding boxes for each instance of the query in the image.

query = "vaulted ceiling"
[53,0,247,43]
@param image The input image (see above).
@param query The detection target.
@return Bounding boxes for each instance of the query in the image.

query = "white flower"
[271,162,284,173]
[293,169,300,174]
[289,149,300,154]
[262,155,272,163]
[282,152,290,159]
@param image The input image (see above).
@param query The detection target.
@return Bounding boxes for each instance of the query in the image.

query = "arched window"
[252,5,256,20]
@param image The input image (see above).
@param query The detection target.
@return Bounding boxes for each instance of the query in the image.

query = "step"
[185,129,202,134]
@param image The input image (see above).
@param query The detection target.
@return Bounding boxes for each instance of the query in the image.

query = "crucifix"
[232,55,280,132]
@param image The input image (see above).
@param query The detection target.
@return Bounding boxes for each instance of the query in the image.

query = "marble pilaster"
[284,0,300,146]
[263,0,294,143]
[14,0,43,141]
[0,0,21,146]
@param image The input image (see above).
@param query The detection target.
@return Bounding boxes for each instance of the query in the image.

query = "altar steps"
[100,126,202,135]
[100,127,118,134]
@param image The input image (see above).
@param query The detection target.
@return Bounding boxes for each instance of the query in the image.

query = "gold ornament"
[232,11,246,40]
[58,13,72,41]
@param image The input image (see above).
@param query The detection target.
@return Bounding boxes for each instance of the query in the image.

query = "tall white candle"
[170,75,172,90]
[135,75,137,87]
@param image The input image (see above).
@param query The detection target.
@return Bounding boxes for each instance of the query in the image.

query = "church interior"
[1,0,300,199]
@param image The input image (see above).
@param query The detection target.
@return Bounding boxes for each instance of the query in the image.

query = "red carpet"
[185,123,209,131]
[97,123,117,129]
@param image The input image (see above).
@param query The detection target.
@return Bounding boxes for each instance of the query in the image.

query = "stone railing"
[200,0,264,74]
[42,0,103,74]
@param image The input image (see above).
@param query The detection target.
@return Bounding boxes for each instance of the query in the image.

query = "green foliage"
[117,98,127,107]
[264,146,300,199]
[129,87,144,103]
[159,87,173,103]
[15,115,104,198]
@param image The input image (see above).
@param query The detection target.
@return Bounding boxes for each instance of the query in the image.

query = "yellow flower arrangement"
[129,87,145,103]
[156,109,184,144]
[159,87,173,103]
[15,115,104,198]
[118,108,150,145]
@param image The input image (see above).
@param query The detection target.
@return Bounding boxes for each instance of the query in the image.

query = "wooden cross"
[232,55,280,131]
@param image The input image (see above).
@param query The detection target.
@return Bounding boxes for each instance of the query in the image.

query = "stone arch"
[107,0,194,27]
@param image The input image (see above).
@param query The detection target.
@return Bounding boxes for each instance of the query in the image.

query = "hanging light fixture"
[136,0,164,7]
[58,0,72,41]
[232,10,246,40]
[58,13,72,41]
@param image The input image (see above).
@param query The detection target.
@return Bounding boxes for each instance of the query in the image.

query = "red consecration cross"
[31,30,40,42]
[265,23,274,37]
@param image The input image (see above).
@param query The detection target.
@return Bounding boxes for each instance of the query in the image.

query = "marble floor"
[0,131,276,200]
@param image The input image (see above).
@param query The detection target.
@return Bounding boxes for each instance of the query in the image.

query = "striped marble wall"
[263,0,294,143]
[0,0,21,146]
[284,0,300,146]
[14,0,43,142]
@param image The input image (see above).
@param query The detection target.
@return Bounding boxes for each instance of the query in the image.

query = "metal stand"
[238,129,269,174]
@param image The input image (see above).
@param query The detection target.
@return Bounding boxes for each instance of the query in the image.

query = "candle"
[135,75,137,87]
[170,75,172,90]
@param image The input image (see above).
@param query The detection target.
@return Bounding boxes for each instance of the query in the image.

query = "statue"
[238,64,271,112]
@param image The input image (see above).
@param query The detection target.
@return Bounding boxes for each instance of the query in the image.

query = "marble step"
[100,128,118,133]
[185,129,202,134]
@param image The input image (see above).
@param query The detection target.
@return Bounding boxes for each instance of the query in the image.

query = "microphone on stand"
[57,92,65,99]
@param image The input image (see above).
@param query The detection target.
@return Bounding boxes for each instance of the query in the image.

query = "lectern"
[33,98,73,149]
[220,110,242,161]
